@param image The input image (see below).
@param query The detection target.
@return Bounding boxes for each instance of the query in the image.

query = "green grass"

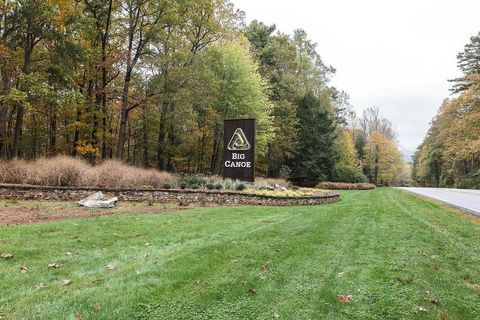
[1,188,480,319]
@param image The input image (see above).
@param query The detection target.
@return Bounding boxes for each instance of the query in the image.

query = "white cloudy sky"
[232,0,480,158]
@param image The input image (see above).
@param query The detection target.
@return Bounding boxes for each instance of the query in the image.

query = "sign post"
[223,119,255,182]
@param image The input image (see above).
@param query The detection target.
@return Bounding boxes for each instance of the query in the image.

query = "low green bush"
[162,182,172,189]
[205,183,215,190]
[236,183,246,191]
[179,182,187,189]
[190,183,200,190]
[180,174,206,188]
[214,183,222,190]
[332,164,368,183]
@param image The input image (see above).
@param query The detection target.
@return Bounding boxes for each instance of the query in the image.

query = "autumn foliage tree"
[414,33,480,188]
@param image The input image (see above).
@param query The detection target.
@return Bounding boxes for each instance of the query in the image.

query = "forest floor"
[1,188,480,319]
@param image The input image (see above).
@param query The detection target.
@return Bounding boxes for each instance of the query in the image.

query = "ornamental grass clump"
[26,156,89,187]
[0,159,31,184]
[0,156,174,188]
[83,160,174,188]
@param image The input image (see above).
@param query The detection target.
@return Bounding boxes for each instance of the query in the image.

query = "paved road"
[400,187,480,216]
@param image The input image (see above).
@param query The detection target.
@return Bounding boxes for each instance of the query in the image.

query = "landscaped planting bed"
[0,184,340,207]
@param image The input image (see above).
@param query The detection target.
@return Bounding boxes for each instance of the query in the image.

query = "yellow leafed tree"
[363,130,403,185]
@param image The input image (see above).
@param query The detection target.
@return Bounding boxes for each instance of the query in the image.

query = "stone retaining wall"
[0,184,340,206]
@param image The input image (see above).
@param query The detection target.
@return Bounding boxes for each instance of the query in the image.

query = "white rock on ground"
[78,191,118,208]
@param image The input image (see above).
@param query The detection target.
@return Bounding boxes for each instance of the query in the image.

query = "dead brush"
[86,160,174,188]
[0,157,174,189]
[0,159,30,184]
[24,156,90,187]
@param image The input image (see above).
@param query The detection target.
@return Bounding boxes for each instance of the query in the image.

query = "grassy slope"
[1,188,480,320]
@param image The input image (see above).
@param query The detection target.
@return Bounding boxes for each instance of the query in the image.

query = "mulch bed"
[0,202,186,225]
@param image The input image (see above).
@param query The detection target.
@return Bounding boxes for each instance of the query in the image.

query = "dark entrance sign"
[223,119,255,182]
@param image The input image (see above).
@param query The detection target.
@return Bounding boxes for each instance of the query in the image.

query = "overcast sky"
[232,0,480,159]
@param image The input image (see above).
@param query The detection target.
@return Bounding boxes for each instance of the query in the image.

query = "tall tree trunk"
[11,103,24,158]
[91,85,100,160]
[126,118,131,162]
[116,68,132,159]
[101,104,108,159]
[166,120,175,171]
[101,0,113,160]
[12,23,34,159]
[117,107,128,160]
[157,101,168,170]
[32,114,37,159]
[72,106,81,157]
[142,105,148,166]
[0,71,9,158]
[198,129,206,173]
[266,143,275,177]
[210,125,221,174]
[49,106,57,156]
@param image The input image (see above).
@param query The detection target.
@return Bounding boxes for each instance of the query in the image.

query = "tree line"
[0,0,404,184]
[413,32,480,189]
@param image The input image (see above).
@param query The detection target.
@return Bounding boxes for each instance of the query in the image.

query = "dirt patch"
[0,201,188,225]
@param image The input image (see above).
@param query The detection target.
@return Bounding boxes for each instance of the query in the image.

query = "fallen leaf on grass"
[274,311,280,318]
[338,294,353,303]
[36,283,45,289]
[106,264,115,270]
[0,253,13,259]
[20,265,28,273]
[93,303,101,311]
[75,314,82,320]
[413,306,428,313]
[48,263,65,268]
[63,279,72,286]
[144,242,151,247]
[66,252,73,256]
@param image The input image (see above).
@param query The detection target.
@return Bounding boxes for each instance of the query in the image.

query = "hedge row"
[315,182,376,190]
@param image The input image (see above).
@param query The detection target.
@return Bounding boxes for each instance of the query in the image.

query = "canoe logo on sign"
[227,128,251,151]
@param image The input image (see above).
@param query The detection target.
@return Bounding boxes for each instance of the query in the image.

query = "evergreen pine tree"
[290,91,339,184]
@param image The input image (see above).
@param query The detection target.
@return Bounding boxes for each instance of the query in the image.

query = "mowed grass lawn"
[1,188,480,320]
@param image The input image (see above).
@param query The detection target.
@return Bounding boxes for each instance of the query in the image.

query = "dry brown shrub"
[83,160,173,188]
[24,156,90,186]
[315,182,376,190]
[0,159,31,184]
[0,157,174,188]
